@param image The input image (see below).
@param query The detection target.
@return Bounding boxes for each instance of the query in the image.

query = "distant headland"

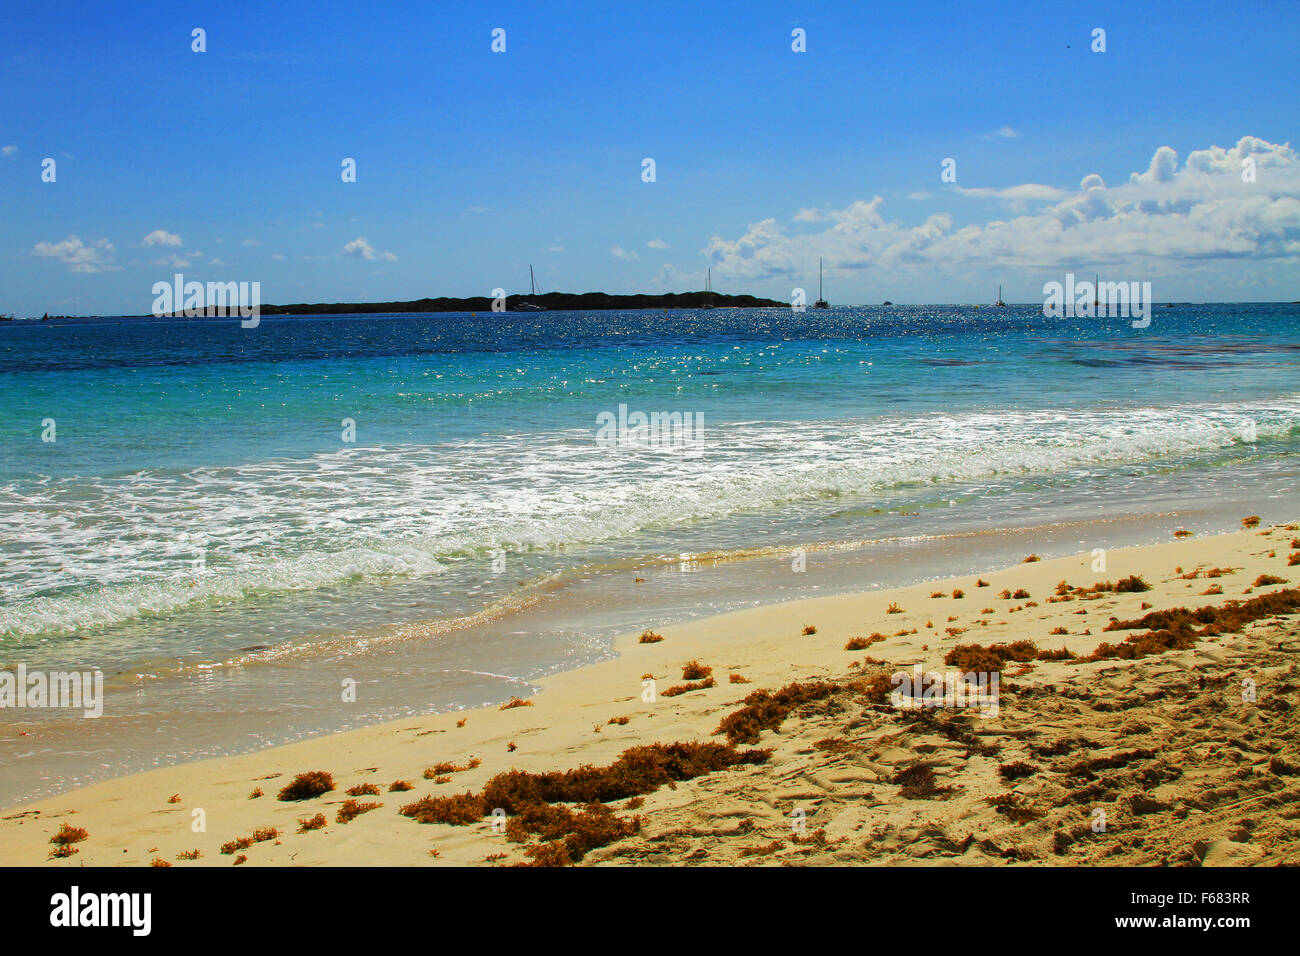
[258,290,787,315]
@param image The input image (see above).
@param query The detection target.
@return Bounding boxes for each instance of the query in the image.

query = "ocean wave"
[1,396,1295,638]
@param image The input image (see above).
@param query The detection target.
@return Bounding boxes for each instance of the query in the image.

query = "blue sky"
[2,0,1297,315]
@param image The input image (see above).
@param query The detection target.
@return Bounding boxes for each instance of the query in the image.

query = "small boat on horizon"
[814,258,828,308]
[512,265,547,311]
[700,268,715,309]
[995,284,1007,307]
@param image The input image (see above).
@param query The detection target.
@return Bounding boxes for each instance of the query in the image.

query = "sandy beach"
[4,522,1298,867]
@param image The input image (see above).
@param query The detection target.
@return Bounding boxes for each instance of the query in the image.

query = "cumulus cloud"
[33,235,117,273]
[647,238,670,249]
[343,237,397,261]
[151,254,191,268]
[142,229,182,247]
[1,145,17,158]
[793,207,827,222]
[609,244,639,260]
[703,136,1300,281]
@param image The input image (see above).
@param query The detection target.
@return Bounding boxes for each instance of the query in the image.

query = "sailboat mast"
[819,258,823,300]
[530,265,536,297]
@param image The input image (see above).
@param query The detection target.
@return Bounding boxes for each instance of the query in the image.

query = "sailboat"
[995,284,1006,307]
[1094,274,1100,313]
[700,268,715,309]
[814,258,828,308]
[513,265,546,311]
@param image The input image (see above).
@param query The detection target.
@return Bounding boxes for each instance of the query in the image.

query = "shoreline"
[3,522,1298,866]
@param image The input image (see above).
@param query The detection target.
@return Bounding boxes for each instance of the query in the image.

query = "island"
[258,291,786,315]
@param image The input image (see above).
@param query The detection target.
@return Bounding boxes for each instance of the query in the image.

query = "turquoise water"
[1,305,1298,804]
[2,305,1298,665]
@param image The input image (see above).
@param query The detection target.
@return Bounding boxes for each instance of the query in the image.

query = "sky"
[1,0,1297,316]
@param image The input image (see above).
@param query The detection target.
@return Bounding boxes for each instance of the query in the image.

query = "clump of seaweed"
[297,813,327,833]
[1023,554,1041,563]
[1242,515,1261,528]
[388,780,413,792]
[987,793,1043,823]
[346,782,381,796]
[1093,588,1300,661]
[681,660,713,680]
[891,764,953,799]
[151,857,172,867]
[715,680,839,744]
[399,792,488,825]
[801,624,817,635]
[844,633,886,651]
[277,770,335,801]
[220,836,253,855]
[424,757,482,778]
[728,673,750,683]
[500,696,533,710]
[506,802,641,866]
[336,800,382,824]
[944,640,1075,671]
[176,849,201,860]
[1255,574,1288,587]
[483,741,770,812]
[49,823,87,857]
[248,788,263,799]
[608,715,630,725]
[661,677,715,697]
[739,840,784,857]
[638,630,664,644]
[952,589,964,599]
[998,761,1038,782]
[886,602,903,614]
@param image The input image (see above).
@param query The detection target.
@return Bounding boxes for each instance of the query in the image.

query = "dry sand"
[4,523,1298,867]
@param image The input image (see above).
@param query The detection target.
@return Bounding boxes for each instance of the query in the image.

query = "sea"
[1,304,1297,805]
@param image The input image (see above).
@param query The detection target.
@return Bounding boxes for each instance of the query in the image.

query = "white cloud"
[987,126,1019,139]
[142,229,182,247]
[241,238,263,247]
[343,236,397,261]
[793,207,827,222]
[1,145,17,158]
[955,183,1070,201]
[33,235,117,273]
[703,137,1300,282]
[609,244,639,260]
[647,238,670,249]
[905,191,933,201]
[151,254,192,268]
[547,245,565,253]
